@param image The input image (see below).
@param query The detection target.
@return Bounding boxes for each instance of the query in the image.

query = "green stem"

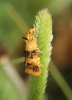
[27,9,53,100]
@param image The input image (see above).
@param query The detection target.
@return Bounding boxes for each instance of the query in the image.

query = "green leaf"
[27,9,53,100]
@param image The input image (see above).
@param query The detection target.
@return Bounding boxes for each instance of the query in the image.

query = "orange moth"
[22,28,41,76]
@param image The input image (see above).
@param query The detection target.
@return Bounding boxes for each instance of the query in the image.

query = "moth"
[22,28,41,76]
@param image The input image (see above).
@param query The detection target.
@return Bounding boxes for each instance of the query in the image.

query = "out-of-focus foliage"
[0,65,25,100]
[0,0,72,100]
[0,0,72,58]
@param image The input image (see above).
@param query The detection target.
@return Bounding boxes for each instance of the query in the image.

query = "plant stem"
[27,9,53,100]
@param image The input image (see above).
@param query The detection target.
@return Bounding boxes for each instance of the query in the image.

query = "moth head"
[22,28,35,41]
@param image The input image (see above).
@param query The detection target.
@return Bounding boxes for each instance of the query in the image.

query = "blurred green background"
[0,0,72,100]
